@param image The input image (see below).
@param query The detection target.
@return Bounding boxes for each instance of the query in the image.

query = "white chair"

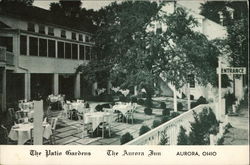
[77,99,85,103]
[99,115,112,138]
[125,106,136,124]
[50,117,58,144]
[61,104,70,119]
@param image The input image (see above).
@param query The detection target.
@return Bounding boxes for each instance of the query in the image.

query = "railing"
[125,104,215,145]
[0,46,6,62]
[0,46,15,66]
[6,51,14,65]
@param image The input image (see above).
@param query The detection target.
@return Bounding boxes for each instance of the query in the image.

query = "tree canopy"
[77,2,223,98]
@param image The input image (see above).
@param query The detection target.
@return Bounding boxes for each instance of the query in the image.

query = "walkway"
[223,100,249,145]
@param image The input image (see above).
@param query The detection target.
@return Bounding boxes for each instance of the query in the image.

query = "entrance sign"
[221,67,246,74]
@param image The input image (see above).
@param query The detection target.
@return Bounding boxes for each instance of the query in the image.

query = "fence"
[125,104,216,145]
[0,46,15,66]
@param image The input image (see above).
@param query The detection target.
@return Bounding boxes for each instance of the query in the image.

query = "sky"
[33,0,203,13]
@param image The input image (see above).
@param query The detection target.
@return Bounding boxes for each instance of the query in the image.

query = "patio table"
[112,104,133,116]
[84,112,113,131]
[8,122,52,145]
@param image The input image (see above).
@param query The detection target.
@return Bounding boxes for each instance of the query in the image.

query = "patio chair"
[61,104,70,119]
[8,108,16,122]
[98,116,111,138]
[50,117,58,144]
[15,111,29,123]
[77,113,93,138]
[0,125,9,144]
[77,99,85,103]
[125,106,136,124]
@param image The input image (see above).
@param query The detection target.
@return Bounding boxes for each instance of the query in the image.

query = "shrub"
[162,108,171,116]
[95,104,103,112]
[177,126,189,145]
[137,99,144,105]
[224,93,236,113]
[131,97,137,103]
[159,132,169,145]
[152,120,161,129]
[171,112,180,118]
[160,102,166,109]
[161,116,171,124]
[191,102,198,109]
[196,96,208,105]
[177,102,183,111]
[144,107,152,115]
[120,132,134,145]
[119,95,127,102]
[139,125,151,136]
[144,99,153,108]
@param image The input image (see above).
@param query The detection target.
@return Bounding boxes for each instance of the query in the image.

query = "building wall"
[17,56,87,74]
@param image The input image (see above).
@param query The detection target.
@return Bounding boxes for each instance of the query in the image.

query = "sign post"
[217,59,246,121]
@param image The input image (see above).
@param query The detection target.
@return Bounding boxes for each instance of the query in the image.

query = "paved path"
[223,101,249,145]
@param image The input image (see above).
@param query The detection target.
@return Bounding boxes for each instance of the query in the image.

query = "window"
[65,43,71,59]
[79,45,84,60]
[72,44,78,59]
[48,40,55,58]
[72,32,76,40]
[29,37,38,56]
[48,27,54,36]
[79,34,83,41]
[39,38,47,57]
[0,36,13,52]
[188,74,195,88]
[39,25,45,34]
[61,30,66,38]
[85,46,91,60]
[57,41,64,58]
[28,23,35,32]
[85,36,89,42]
[20,35,27,55]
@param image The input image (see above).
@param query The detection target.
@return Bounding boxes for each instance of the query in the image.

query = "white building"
[0,5,94,111]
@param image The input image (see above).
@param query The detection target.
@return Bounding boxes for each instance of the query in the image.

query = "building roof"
[0,4,96,33]
[0,20,10,28]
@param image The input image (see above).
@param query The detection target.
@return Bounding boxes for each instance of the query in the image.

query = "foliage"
[188,107,219,145]
[95,104,103,112]
[0,0,33,6]
[137,99,144,105]
[162,108,171,116]
[170,112,180,118]
[139,125,151,136]
[159,131,169,145]
[160,102,166,109]
[152,120,161,129]
[177,126,189,145]
[144,107,152,115]
[177,102,183,111]
[144,99,153,108]
[191,96,208,108]
[224,92,236,113]
[131,97,137,103]
[161,116,171,124]
[120,132,134,145]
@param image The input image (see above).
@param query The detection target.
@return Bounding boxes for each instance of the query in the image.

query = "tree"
[200,1,248,83]
[0,0,33,6]
[177,126,189,145]
[49,0,82,17]
[188,107,219,145]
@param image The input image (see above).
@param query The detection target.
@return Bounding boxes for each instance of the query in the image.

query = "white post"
[187,83,191,110]
[74,73,81,98]
[218,58,222,121]
[134,86,138,96]
[24,72,31,101]
[53,73,59,95]
[173,85,177,112]
[33,100,43,145]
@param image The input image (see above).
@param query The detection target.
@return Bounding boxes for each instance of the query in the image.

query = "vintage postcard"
[0,0,249,164]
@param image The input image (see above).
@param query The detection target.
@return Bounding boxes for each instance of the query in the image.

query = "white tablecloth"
[112,104,133,116]
[69,103,90,113]
[8,122,52,145]
[84,112,113,131]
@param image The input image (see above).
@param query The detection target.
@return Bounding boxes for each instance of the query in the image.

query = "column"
[173,86,177,112]
[92,82,97,96]
[0,67,6,112]
[134,86,138,96]
[74,73,81,99]
[107,80,112,94]
[52,73,59,95]
[187,83,191,110]
[24,72,31,101]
